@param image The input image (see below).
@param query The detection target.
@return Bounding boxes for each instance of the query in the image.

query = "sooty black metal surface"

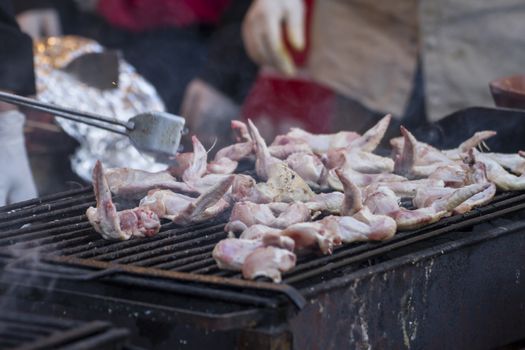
[0,311,129,350]
[1,188,525,348]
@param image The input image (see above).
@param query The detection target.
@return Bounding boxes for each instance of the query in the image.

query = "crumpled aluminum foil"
[34,36,167,181]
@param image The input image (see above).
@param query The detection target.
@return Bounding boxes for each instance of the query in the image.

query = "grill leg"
[237,325,292,350]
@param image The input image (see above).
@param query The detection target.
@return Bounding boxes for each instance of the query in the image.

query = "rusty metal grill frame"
[0,187,525,322]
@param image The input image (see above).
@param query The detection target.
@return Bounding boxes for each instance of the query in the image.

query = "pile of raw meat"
[86,115,525,283]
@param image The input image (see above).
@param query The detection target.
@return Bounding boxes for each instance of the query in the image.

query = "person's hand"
[16,9,61,40]
[0,110,37,205]
[242,0,305,76]
[181,79,240,148]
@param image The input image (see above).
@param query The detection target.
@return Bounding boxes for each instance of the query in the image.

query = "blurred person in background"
[242,0,525,137]
[0,0,38,205]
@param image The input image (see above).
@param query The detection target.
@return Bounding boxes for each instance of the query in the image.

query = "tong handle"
[0,91,133,133]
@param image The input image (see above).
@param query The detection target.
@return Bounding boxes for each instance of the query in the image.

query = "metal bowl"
[489,74,525,109]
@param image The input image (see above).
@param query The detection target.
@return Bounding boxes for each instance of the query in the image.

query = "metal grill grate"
[1,187,525,309]
[0,311,129,350]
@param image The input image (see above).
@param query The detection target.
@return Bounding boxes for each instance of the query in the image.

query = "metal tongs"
[0,91,185,163]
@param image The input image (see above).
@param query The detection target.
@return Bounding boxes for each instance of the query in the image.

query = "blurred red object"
[241,75,335,134]
[490,74,525,109]
[97,0,231,31]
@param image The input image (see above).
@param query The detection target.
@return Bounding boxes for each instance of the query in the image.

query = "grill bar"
[0,194,94,222]
[4,254,306,309]
[0,203,93,230]
[155,253,215,271]
[88,226,225,261]
[126,243,215,267]
[0,216,88,239]
[0,187,90,214]
[73,222,222,259]
[0,312,129,350]
[0,222,92,245]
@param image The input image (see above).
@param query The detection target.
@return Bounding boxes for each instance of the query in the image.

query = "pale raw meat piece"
[182,135,208,183]
[230,174,273,203]
[248,119,283,180]
[394,127,463,179]
[268,133,312,159]
[140,175,234,225]
[187,173,233,193]
[326,167,405,191]
[213,233,295,272]
[271,202,312,228]
[261,232,296,252]
[269,142,312,159]
[324,170,397,241]
[321,208,396,243]
[442,131,497,160]
[86,161,161,240]
[413,187,455,209]
[212,238,264,271]
[305,192,344,215]
[207,157,238,175]
[363,179,445,199]
[475,151,525,175]
[257,163,315,203]
[285,128,360,154]
[280,222,340,254]
[238,225,296,252]
[428,164,468,187]
[322,115,392,171]
[107,136,226,199]
[393,130,496,163]
[214,141,253,162]
[324,149,394,174]
[414,154,496,214]
[240,224,282,240]
[347,114,391,152]
[411,163,465,179]
[248,119,315,202]
[225,202,277,233]
[105,168,194,199]
[277,208,396,250]
[242,247,296,283]
[285,152,326,188]
[453,157,497,214]
[225,201,311,233]
[454,183,496,214]
[365,184,488,230]
[335,168,363,216]
[166,152,193,178]
[231,120,251,142]
[475,152,525,191]
[393,127,453,173]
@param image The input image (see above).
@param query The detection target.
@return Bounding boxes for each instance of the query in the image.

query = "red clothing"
[241,75,335,133]
[97,0,231,31]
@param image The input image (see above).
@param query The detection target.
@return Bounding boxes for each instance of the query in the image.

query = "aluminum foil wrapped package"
[34,36,168,181]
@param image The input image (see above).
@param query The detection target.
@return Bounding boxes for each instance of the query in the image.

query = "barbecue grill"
[0,310,129,349]
[2,107,525,349]
[1,185,525,349]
